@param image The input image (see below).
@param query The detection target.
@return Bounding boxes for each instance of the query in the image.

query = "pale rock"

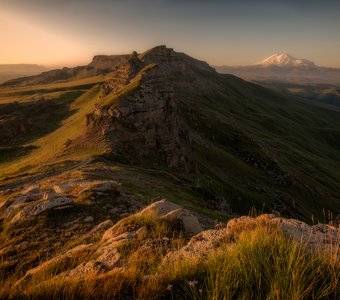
[162,208,203,234]
[84,216,94,223]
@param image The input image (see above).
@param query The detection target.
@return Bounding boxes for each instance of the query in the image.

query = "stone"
[84,216,94,223]
[162,208,203,234]
[11,197,74,222]
[139,199,182,216]
[134,199,203,235]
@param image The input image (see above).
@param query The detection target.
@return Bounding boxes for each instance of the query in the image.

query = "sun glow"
[0,10,87,66]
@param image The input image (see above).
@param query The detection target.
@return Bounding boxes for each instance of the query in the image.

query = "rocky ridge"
[83,46,214,167]
[10,200,339,291]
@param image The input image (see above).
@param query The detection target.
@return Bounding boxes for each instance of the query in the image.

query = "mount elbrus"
[216,53,340,84]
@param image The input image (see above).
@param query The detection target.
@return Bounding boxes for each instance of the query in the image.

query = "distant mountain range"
[215,54,340,84]
[0,64,49,84]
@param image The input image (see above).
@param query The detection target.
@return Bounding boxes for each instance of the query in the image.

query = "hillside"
[255,81,340,108]
[0,45,339,298]
[1,46,339,219]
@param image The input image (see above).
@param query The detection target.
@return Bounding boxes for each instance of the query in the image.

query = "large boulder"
[162,208,203,234]
[138,199,203,234]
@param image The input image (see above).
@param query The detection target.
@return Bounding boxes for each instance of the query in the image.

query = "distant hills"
[0,64,49,84]
[0,56,129,87]
[215,54,340,84]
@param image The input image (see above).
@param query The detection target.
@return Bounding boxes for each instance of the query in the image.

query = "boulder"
[162,208,203,234]
[139,199,181,215]
[139,199,203,234]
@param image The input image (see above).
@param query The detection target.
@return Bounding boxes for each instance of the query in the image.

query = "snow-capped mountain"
[215,54,340,84]
[254,53,315,68]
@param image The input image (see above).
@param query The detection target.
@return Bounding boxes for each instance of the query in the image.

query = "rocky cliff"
[83,46,214,167]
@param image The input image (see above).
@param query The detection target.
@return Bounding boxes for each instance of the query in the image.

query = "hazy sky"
[1,0,339,67]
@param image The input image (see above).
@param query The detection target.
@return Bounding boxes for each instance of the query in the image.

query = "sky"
[0,0,339,67]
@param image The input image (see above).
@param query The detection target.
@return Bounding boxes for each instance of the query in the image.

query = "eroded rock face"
[86,67,183,167]
[84,45,215,168]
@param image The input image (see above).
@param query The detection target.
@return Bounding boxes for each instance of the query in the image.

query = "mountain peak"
[255,53,315,67]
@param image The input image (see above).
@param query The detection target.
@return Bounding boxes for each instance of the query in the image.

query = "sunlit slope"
[0,78,108,176]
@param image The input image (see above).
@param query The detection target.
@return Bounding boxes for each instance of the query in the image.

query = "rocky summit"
[0,45,339,299]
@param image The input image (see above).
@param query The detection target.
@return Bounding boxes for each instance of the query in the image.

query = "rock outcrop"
[86,66,183,167]
[13,200,338,290]
[167,214,340,262]
[0,177,123,223]
[83,45,216,168]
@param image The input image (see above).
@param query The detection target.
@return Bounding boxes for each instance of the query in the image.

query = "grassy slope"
[174,72,340,219]
[256,81,340,108]
[0,69,339,221]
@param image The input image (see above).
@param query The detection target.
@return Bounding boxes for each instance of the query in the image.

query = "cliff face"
[84,46,212,167]
[86,66,183,167]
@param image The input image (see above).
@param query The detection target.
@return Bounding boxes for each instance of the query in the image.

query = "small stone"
[84,216,94,223]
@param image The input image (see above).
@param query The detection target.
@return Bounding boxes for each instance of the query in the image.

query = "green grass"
[202,226,338,300]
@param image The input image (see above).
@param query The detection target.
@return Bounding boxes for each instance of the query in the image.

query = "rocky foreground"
[1,174,338,298]
[15,199,339,281]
